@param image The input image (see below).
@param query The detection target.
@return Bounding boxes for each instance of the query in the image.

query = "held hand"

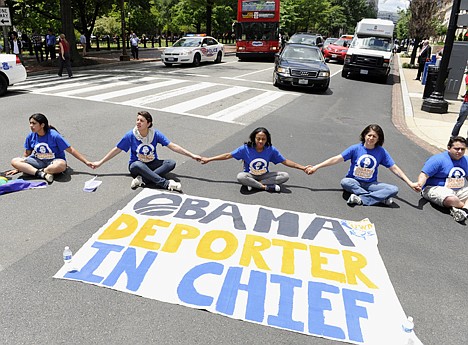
[410,182,421,192]
[85,161,96,169]
[303,165,313,174]
[192,154,202,162]
[305,165,317,175]
[200,157,210,165]
[91,161,102,169]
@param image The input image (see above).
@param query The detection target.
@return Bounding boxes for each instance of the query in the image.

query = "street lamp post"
[120,0,130,61]
[421,0,461,113]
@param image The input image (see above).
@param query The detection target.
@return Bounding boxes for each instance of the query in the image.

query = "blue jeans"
[129,159,176,189]
[451,101,468,137]
[340,177,398,206]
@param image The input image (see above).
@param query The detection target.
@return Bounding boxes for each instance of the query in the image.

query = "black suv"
[288,32,324,47]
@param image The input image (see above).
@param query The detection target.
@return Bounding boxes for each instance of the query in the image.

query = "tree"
[408,0,437,65]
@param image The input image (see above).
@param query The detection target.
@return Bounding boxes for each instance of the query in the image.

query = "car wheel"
[0,75,8,96]
[380,74,388,84]
[341,69,348,78]
[164,62,173,67]
[272,73,279,87]
[215,52,222,63]
[193,53,201,67]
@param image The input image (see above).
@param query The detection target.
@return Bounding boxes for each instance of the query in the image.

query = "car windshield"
[289,35,317,45]
[331,38,350,47]
[173,38,202,47]
[350,36,392,52]
[282,46,321,61]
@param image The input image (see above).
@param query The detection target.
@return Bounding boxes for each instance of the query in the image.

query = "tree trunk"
[410,38,421,66]
[206,1,213,36]
[61,0,82,64]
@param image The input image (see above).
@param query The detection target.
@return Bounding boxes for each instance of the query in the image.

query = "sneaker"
[130,175,145,189]
[167,179,182,192]
[44,173,54,183]
[265,184,280,193]
[450,207,467,223]
[383,198,394,206]
[347,194,362,205]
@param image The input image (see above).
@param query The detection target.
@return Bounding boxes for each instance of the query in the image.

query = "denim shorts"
[24,156,56,169]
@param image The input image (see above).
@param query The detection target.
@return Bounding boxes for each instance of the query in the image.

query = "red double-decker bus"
[233,0,280,60]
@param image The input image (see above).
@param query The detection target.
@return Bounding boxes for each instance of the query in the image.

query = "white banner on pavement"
[55,189,422,345]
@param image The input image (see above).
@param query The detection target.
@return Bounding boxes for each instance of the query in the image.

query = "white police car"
[0,54,27,96]
[161,35,224,67]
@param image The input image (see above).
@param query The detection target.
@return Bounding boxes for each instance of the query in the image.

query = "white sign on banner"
[0,7,11,26]
[55,190,423,345]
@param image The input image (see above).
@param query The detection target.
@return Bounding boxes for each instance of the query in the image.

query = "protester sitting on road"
[306,124,420,206]
[9,113,94,183]
[417,136,468,223]
[200,127,310,193]
[92,111,200,191]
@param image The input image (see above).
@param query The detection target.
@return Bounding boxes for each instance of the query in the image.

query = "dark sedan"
[273,44,330,92]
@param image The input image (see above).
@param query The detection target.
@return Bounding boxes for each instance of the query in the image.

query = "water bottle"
[63,246,73,271]
[402,316,414,333]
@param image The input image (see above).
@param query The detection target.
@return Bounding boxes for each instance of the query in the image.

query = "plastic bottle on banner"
[63,246,73,272]
[402,316,414,333]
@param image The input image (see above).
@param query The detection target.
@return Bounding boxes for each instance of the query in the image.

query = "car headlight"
[277,67,289,74]
[318,71,330,77]
[179,50,191,56]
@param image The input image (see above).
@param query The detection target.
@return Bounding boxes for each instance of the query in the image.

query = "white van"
[342,19,394,83]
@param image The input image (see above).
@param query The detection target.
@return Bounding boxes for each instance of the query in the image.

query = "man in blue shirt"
[418,136,468,222]
[45,29,56,60]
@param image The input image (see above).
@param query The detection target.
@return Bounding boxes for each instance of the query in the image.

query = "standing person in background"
[45,29,56,60]
[22,33,33,56]
[80,33,87,56]
[58,34,73,78]
[9,32,23,63]
[450,69,468,138]
[130,32,140,60]
[31,31,44,62]
[415,40,431,81]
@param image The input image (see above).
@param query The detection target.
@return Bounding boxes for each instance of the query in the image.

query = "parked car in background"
[0,54,27,96]
[273,43,330,92]
[288,33,324,48]
[322,35,353,63]
[161,34,224,67]
[322,37,338,52]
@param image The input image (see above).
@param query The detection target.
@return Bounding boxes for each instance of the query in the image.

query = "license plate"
[167,57,175,62]
[332,54,337,58]
[360,69,368,75]
[298,79,308,85]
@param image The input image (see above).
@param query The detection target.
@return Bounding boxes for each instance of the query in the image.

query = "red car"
[322,36,353,63]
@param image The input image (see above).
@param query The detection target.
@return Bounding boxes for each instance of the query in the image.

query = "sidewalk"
[395,54,464,153]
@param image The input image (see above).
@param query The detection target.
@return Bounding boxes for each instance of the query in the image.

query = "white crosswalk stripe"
[13,73,298,124]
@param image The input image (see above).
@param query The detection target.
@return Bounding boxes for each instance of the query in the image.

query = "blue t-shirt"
[421,151,468,189]
[117,129,171,165]
[231,144,285,175]
[24,129,71,161]
[341,143,395,183]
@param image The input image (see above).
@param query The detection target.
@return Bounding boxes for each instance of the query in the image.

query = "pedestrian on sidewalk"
[91,111,201,191]
[450,69,468,137]
[200,127,311,193]
[307,124,420,206]
[417,136,468,223]
[80,34,87,56]
[130,32,140,60]
[45,29,56,60]
[58,34,73,78]
[415,40,431,81]
[31,31,44,62]
[9,31,23,63]
[8,113,94,183]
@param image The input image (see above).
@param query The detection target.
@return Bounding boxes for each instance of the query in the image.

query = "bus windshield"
[235,22,279,41]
